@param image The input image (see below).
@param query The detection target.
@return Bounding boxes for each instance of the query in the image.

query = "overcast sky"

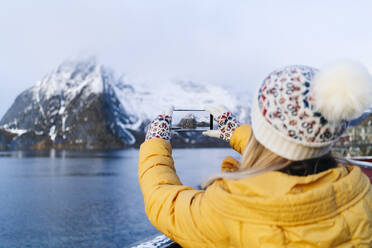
[1,0,372,117]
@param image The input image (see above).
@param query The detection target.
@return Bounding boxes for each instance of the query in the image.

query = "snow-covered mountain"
[0,58,250,150]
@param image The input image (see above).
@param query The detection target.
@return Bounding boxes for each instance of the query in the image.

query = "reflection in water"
[0,148,237,247]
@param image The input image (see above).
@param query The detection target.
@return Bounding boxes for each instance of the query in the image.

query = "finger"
[204,106,214,115]
[145,123,152,133]
[216,105,228,115]
[205,106,221,118]
[155,111,164,118]
[164,107,173,117]
[202,130,220,138]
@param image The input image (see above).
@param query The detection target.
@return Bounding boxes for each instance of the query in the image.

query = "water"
[0,148,238,248]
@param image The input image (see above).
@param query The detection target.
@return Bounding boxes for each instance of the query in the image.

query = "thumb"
[204,106,221,118]
[164,106,174,117]
[202,130,220,138]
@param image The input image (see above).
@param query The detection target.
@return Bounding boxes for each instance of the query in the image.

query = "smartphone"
[171,109,213,132]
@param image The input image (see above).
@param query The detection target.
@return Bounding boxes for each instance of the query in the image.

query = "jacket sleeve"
[138,138,228,248]
[229,124,252,154]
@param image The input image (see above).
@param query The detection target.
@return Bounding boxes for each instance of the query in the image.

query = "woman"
[138,62,372,247]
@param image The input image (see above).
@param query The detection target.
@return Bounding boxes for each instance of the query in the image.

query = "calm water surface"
[0,148,238,248]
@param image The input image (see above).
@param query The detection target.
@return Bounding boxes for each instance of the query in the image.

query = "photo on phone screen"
[171,109,213,132]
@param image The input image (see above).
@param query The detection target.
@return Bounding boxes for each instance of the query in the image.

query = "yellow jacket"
[138,125,372,247]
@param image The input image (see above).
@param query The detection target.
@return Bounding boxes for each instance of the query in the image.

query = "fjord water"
[0,148,236,247]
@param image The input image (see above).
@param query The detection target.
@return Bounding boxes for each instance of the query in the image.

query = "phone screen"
[171,109,213,132]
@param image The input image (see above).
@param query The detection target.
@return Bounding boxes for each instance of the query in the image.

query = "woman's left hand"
[145,109,173,142]
[203,106,240,142]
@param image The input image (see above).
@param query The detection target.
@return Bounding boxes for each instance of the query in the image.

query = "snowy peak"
[34,57,104,101]
[0,58,135,149]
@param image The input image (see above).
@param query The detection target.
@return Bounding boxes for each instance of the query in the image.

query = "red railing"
[356,157,372,184]
[362,168,372,183]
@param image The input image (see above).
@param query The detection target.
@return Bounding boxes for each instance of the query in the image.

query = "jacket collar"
[205,166,371,226]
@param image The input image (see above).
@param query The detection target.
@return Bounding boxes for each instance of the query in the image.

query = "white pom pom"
[311,61,372,122]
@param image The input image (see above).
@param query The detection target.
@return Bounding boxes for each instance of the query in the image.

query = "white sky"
[1,0,372,118]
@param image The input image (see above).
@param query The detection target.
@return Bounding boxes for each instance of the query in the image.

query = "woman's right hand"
[145,109,173,142]
[203,106,240,142]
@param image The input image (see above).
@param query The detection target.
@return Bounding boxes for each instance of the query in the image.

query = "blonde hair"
[201,135,292,189]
